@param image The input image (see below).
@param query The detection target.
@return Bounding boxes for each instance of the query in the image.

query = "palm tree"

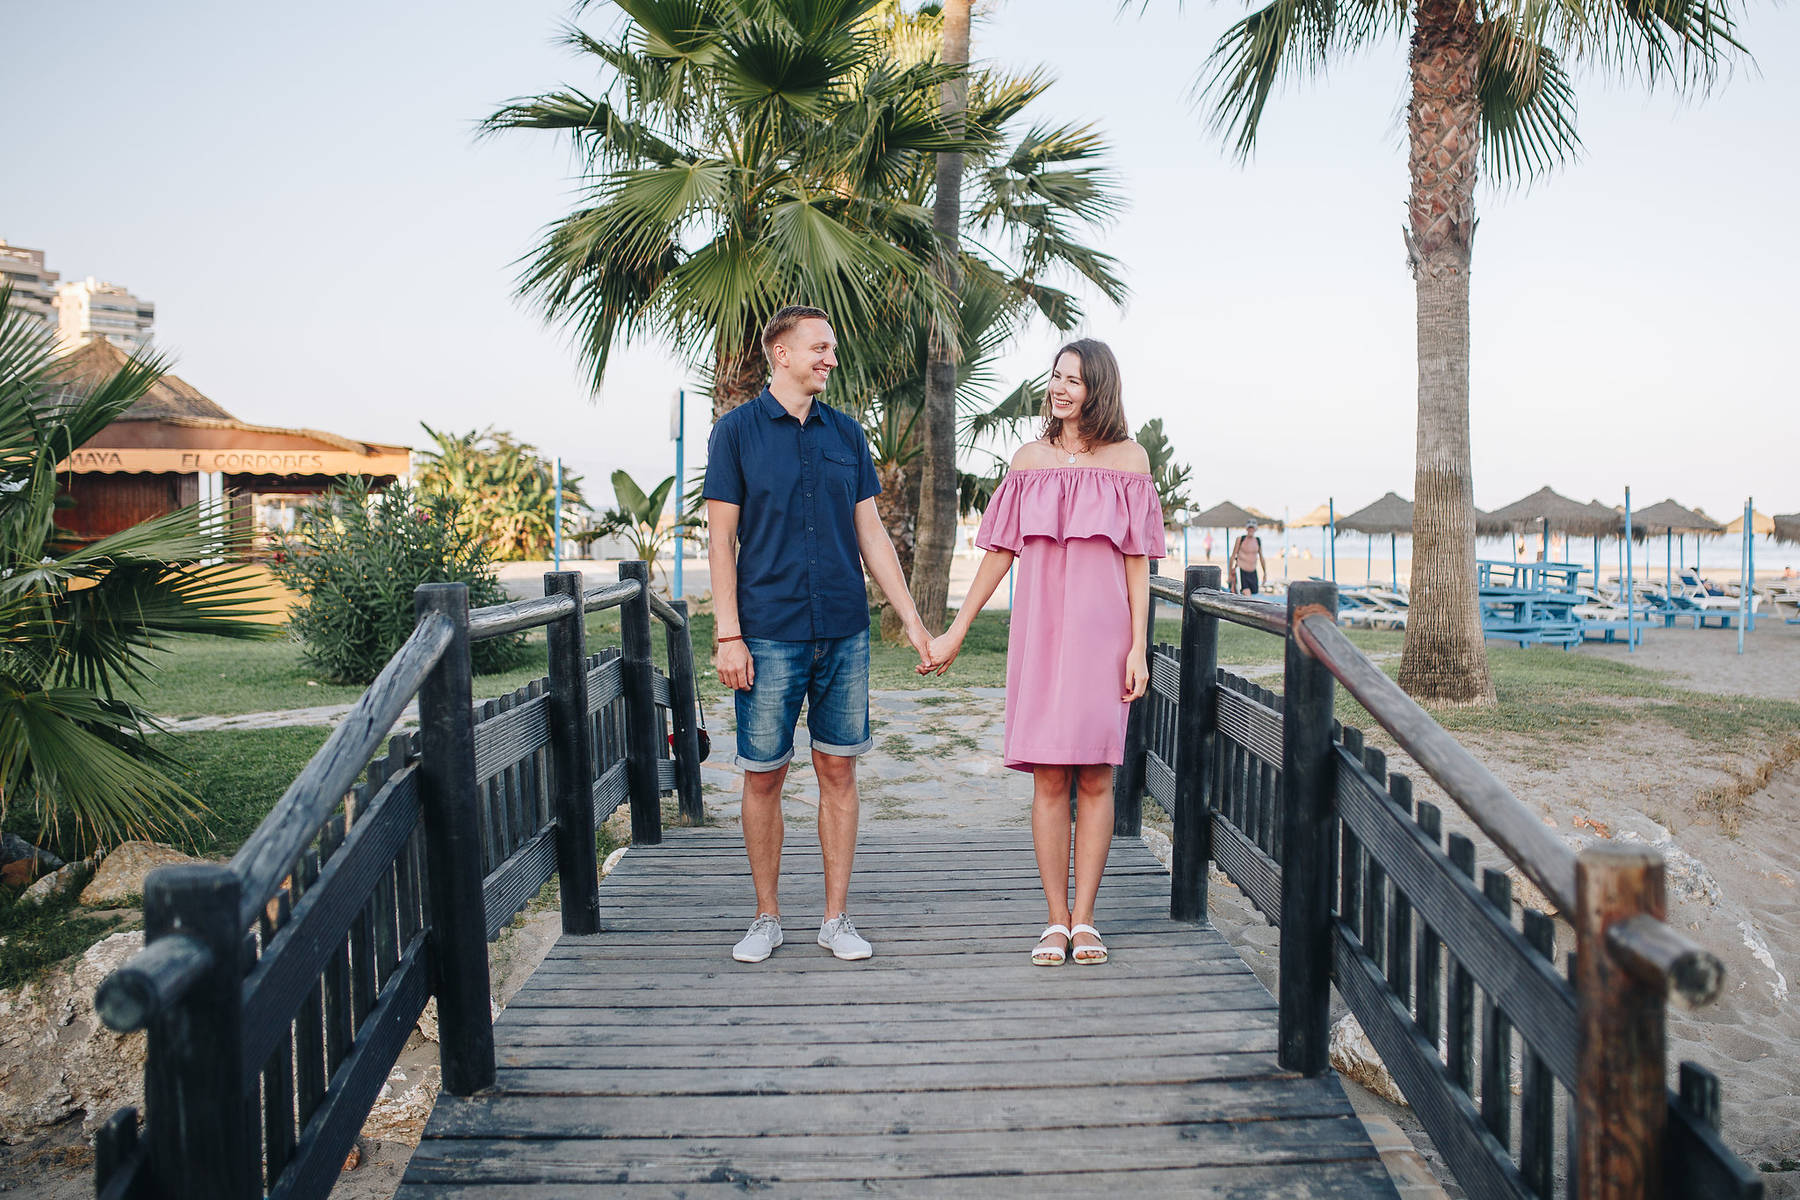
[912,0,973,635]
[482,0,972,420]
[1136,418,1194,523]
[415,425,587,561]
[0,287,269,852]
[1193,0,1745,703]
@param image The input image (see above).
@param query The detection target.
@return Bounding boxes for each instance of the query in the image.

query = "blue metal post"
[1327,498,1336,585]
[1390,533,1398,590]
[553,458,563,571]
[672,388,686,600]
[1624,487,1634,653]
[1739,498,1751,654]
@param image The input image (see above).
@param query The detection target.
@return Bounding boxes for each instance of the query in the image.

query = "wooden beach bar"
[50,337,410,544]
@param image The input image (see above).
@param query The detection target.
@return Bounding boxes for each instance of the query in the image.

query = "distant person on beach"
[704,305,934,965]
[1230,521,1268,594]
[923,338,1164,967]
[1784,565,1796,580]
[1204,530,1214,560]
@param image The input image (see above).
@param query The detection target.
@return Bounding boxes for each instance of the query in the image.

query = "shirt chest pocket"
[821,449,859,504]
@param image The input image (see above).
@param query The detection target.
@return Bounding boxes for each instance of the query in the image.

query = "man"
[704,305,933,963]
[1230,520,1269,595]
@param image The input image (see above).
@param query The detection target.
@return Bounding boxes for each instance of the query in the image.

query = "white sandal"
[1032,924,1071,966]
[1070,923,1108,965]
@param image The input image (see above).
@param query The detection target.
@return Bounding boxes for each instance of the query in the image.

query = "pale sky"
[5,0,1794,519]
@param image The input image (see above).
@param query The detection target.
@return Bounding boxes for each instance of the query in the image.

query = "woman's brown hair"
[1041,338,1129,448]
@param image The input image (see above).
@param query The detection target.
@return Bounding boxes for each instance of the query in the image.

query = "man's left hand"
[905,620,935,671]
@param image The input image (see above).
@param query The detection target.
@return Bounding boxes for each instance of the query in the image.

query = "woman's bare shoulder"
[1011,440,1056,469]
[1098,438,1151,474]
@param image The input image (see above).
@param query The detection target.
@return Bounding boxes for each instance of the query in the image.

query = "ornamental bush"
[273,478,529,684]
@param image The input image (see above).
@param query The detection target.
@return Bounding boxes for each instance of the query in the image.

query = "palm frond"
[1197,0,1403,159]
[1478,25,1583,184]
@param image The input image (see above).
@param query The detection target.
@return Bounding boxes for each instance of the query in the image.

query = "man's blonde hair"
[760,306,832,356]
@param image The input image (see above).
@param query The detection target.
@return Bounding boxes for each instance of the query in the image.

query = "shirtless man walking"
[1230,520,1269,595]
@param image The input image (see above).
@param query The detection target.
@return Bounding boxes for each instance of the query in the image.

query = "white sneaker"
[733,913,783,963]
[817,913,872,961]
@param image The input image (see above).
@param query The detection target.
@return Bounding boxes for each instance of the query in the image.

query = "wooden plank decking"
[400,827,1398,1198]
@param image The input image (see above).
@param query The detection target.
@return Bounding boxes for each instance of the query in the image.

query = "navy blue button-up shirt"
[702,387,882,641]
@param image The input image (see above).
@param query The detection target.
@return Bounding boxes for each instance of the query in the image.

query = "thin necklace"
[1057,433,1089,465]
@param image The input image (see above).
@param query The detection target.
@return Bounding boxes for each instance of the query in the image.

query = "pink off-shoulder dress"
[975,468,1167,772]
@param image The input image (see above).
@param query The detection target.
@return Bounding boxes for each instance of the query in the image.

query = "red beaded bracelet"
[715,634,744,647]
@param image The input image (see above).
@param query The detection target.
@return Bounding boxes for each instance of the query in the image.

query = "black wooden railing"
[1119,564,1762,1200]
[89,561,704,1200]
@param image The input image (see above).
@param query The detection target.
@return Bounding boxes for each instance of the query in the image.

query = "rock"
[1330,1013,1407,1107]
[20,861,93,906]
[0,859,34,887]
[1139,828,1173,870]
[79,843,202,906]
[602,847,629,878]
[0,833,63,872]
[360,1067,440,1146]
[0,931,147,1140]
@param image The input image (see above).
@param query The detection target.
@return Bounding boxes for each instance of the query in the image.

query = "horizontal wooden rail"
[1294,609,1579,917]
[583,579,641,612]
[647,591,685,629]
[468,594,577,641]
[1148,575,1188,606]
[93,934,212,1033]
[1193,587,1289,636]
[230,613,454,931]
[1609,914,1726,1008]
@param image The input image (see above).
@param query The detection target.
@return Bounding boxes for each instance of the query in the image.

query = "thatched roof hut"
[1336,492,1412,536]
[1486,487,1623,538]
[1188,500,1281,531]
[49,337,409,540]
[1289,503,1333,529]
[1630,499,1722,536]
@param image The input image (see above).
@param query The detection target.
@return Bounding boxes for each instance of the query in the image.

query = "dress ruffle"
[975,467,1167,558]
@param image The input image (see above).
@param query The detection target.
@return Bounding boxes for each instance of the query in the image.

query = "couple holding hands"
[704,307,1166,969]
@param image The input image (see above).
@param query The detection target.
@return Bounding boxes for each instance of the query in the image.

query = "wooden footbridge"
[92,563,1764,1199]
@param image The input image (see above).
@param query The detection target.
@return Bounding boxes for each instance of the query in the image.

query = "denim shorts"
[734,631,873,772]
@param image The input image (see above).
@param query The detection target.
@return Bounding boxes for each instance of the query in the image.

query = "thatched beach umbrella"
[1773,514,1800,547]
[1488,486,1622,565]
[1724,509,1774,536]
[1630,499,1722,590]
[1338,492,1411,588]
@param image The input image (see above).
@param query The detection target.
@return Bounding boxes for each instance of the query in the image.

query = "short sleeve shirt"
[702,388,882,641]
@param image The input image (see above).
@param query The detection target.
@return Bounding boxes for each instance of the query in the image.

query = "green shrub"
[272,479,529,683]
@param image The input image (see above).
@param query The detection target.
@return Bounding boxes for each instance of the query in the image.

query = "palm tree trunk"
[909,0,971,634]
[1396,0,1495,705]
[874,456,924,643]
[711,334,767,421]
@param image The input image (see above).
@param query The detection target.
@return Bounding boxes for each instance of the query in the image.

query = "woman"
[924,339,1165,965]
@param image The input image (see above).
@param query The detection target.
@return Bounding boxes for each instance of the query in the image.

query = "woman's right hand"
[716,640,754,691]
[922,629,965,676]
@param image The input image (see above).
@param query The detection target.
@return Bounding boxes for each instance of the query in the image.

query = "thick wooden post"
[544,571,600,935]
[1576,843,1667,1200]
[141,864,257,1198]
[665,597,706,826]
[1172,565,1220,922]
[414,583,495,1096]
[1114,558,1159,836]
[1278,579,1338,1075]
[618,560,664,845]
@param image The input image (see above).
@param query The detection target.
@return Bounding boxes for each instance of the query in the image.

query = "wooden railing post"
[414,583,495,1096]
[1114,558,1159,836]
[545,571,600,935]
[1171,564,1220,922]
[141,864,257,1198]
[1278,578,1338,1075]
[618,560,663,845]
[1576,843,1667,1200]
[665,597,706,826]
